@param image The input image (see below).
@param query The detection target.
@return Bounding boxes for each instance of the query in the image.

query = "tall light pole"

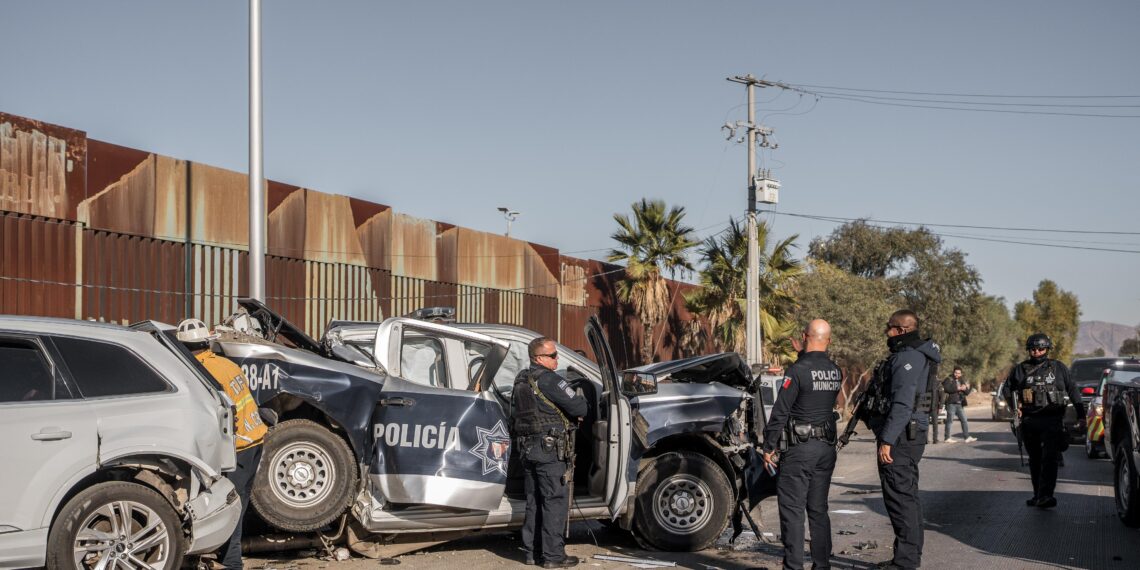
[726,74,780,369]
[248,0,266,302]
[497,207,520,238]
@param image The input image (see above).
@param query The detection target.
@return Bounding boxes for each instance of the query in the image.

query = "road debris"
[593,554,677,568]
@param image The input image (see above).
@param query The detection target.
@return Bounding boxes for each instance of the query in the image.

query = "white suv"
[0,317,241,569]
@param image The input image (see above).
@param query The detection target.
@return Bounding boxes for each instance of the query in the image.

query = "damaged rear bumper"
[186,477,242,554]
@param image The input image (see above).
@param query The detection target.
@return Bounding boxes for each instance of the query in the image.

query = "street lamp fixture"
[497,207,520,237]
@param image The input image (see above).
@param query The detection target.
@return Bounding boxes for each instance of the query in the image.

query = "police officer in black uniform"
[1001,333,1083,509]
[864,310,941,570]
[512,337,587,568]
[762,319,842,570]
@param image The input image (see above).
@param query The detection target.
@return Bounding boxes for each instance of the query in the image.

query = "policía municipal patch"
[782,377,793,390]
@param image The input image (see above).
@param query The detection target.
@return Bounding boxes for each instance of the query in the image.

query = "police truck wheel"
[633,451,732,551]
[252,419,357,532]
[47,481,184,570]
[1114,438,1140,527]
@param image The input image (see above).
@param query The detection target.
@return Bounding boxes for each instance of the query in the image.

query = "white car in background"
[0,317,241,570]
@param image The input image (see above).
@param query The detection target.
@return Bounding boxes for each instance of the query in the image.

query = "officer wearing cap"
[512,337,586,568]
[1001,333,1083,509]
[761,319,843,570]
[177,319,267,570]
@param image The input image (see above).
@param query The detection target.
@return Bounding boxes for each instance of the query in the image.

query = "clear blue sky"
[3,1,1138,326]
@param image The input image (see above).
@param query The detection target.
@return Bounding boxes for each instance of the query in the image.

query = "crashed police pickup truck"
[216,299,775,553]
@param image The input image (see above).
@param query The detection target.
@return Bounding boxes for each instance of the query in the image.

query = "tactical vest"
[864,352,938,420]
[511,367,570,437]
[1015,360,1068,413]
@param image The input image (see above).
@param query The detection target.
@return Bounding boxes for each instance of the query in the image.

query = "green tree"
[1013,279,1081,363]
[609,199,698,364]
[808,220,941,279]
[808,221,980,345]
[940,294,1021,390]
[1120,336,1140,356]
[684,218,802,365]
[790,261,894,374]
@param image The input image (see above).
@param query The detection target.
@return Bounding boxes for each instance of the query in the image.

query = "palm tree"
[685,218,802,366]
[608,199,698,364]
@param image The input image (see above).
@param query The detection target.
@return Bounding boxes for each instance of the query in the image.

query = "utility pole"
[726,74,780,370]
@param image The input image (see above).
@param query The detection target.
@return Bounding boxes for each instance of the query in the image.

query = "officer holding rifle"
[512,337,586,568]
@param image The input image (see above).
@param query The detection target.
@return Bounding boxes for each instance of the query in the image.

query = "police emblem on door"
[470,420,512,475]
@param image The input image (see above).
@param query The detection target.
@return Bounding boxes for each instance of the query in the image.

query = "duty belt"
[785,419,837,447]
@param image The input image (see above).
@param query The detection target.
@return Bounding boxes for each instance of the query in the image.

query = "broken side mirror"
[621,371,658,398]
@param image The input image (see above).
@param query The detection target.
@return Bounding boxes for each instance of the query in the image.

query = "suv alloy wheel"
[47,482,184,570]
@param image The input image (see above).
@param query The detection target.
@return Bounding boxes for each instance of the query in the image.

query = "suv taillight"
[219,405,234,438]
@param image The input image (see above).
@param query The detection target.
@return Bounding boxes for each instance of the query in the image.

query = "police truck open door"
[585,316,633,519]
[370,319,511,512]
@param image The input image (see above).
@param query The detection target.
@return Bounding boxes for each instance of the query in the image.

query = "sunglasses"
[538,352,559,359]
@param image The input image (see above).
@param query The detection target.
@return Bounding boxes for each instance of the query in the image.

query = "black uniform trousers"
[776,439,836,569]
[219,445,262,570]
[878,434,925,569]
[521,456,570,563]
[1021,414,1064,500]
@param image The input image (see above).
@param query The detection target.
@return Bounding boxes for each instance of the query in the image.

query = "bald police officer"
[513,337,586,568]
[762,320,843,570]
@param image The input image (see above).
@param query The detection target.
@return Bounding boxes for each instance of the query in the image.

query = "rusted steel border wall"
[0,213,716,367]
[0,212,78,318]
[0,112,722,368]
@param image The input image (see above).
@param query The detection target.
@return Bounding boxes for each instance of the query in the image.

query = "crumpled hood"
[626,352,753,388]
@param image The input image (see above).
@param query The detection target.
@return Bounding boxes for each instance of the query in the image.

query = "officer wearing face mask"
[1001,333,1083,509]
[862,309,941,570]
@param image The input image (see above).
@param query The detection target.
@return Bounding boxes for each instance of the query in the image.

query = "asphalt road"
[245,404,1139,569]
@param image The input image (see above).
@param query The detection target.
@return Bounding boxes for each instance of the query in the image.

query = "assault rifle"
[1011,389,1025,467]
[836,382,870,452]
[564,424,577,538]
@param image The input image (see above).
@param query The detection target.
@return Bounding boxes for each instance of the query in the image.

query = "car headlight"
[997,400,1007,408]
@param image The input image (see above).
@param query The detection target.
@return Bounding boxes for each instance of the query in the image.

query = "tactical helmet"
[176,318,216,343]
[1025,333,1052,351]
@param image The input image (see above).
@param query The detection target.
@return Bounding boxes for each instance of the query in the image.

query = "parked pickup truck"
[1102,362,1140,527]
[213,299,776,554]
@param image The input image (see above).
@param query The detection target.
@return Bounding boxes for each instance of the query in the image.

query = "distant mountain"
[1076,321,1138,357]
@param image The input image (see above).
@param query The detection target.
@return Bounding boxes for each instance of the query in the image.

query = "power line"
[773,212,1140,254]
[804,91,1140,119]
[784,83,1140,99]
[750,80,1140,118]
[770,210,1140,236]
[800,88,1140,109]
